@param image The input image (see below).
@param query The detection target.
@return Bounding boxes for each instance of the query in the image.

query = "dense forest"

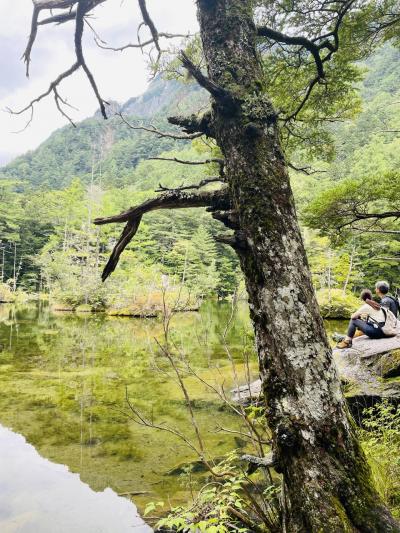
[0,45,399,313]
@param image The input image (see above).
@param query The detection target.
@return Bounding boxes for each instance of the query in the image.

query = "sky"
[0,0,198,165]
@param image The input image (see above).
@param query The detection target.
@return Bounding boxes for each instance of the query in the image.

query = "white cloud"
[0,0,198,162]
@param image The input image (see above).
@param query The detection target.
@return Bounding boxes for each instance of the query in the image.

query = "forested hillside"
[0,44,399,311]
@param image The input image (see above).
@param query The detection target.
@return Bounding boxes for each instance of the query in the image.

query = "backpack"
[381,307,399,337]
[381,295,400,318]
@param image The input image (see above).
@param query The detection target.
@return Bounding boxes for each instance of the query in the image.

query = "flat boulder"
[232,329,400,420]
[332,329,400,418]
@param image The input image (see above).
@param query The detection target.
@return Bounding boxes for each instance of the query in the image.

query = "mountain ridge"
[0,76,206,191]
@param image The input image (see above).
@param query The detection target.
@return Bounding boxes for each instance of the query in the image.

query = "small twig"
[288,162,327,175]
[155,177,222,192]
[95,31,190,52]
[149,156,224,167]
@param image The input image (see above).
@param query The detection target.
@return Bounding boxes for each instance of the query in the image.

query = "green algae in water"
[0,301,348,520]
[0,301,258,515]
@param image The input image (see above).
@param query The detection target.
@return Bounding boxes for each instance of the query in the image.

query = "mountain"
[0,77,207,191]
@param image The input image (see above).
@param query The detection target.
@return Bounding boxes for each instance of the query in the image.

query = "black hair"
[375,281,390,294]
[360,289,372,301]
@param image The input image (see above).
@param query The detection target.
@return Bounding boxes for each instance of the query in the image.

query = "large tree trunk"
[196,1,399,531]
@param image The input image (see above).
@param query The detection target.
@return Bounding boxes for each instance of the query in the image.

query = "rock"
[332,331,400,419]
[166,459,211,476]
[337,334,400,378]
[232,331,400,420]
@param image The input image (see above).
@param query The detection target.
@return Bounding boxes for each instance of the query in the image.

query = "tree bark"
[196,1,399,531]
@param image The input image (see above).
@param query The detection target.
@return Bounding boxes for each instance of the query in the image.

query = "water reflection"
[0,302,256,525]
[0,424,151,533]
[0,301,345,531]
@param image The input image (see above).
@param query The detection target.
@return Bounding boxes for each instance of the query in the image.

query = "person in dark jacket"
[375,280,399,317]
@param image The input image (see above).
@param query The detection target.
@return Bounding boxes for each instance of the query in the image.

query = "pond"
[0,301,346,531]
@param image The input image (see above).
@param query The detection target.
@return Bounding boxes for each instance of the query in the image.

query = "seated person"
[336,289,386,349]
[375,280,399,317]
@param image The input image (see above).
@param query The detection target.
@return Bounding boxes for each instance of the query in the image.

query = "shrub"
[360,401,400,519]
[0,283,15,303]
[317,288,360,319]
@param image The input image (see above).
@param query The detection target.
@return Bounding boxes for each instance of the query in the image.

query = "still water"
[0,425,151,533]
[0,302,345,531]
[0,301,261,532]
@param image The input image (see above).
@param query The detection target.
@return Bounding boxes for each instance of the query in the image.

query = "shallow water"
[0,301,258,531]
[0,301,346,531]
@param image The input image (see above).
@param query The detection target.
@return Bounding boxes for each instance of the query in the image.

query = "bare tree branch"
[155,177,222,192]
[149,156,224,168]
[137,0,161,56]
[7,62,80,120]
[75,0,108,118]
[95,32,190,53]
[18,0,107,121]
[22,5,40,77]
[94,188,229,226]
[116,112,203,140]
[94,188,230,280]
[53,88,76,126]
[22,0,104,77]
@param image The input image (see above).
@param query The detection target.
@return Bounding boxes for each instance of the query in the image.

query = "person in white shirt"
[336,289,386,349]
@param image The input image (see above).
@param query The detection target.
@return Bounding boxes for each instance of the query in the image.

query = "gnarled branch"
[94,188,230,280]
[116,112,202,140]
[168,111,215,138]
[18,0,107,123]
[180,51,236,107]
[22,0,104,77]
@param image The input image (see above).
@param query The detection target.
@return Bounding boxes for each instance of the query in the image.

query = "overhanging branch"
[94,188,230,280]
[116,112,203,140]
[257,26,325,79]
[138,0,161,57]
[95,32,190,53]
[338,210,400,231]
[18,0,107,123]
